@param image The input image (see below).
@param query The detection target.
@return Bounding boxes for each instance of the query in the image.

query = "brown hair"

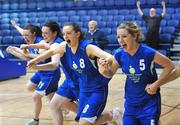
[43,20,63,39]
[117,22,145,43]
[24,24,42,37]
[63,22,85,40]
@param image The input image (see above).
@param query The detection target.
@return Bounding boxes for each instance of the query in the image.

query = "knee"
[49,100,60,111]
[32,94,41,102]
[26,83,36,92]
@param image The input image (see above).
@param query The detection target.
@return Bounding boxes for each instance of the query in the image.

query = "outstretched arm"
[161,1,166,17]
[27,42,66,68]
[11,20,24,35]
[86,44,112,61]
[136,1,143,16]
[86,44,118,78]
[30,54,61,71]
[97,56,119,78]
[20,41,50,50]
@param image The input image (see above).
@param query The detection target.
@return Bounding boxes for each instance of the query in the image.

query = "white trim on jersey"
[150,61,155,75]
[89,58,97,69]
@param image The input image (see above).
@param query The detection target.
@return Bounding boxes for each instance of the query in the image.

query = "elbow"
[170,62,175,71]
[99,69,114,78]
[53,63,59,70]
[52,63,59,70]
[167,61,175,72]
[101,73,113,79]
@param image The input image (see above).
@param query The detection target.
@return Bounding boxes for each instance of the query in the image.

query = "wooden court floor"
[0,72,180,125]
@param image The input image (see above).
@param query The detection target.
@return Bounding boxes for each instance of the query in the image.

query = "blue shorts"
[56,79,79,101]
[75,85,108,122]
[30,71,60,96]
[30,72,41,85]
[123,94,161,125]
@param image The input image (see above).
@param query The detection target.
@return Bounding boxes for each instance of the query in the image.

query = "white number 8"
[80,58,85,68]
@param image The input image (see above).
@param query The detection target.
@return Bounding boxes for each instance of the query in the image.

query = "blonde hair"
[117,22,145,43]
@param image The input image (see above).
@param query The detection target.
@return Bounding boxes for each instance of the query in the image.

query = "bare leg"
[26,81,37,92]
[47,92,55,102]
[33,92,43,120]
[94,110,113,125]
[61,99,78,113]
[50,93,78,125]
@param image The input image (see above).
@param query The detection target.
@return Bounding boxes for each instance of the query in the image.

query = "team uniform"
[56,53,80,102]
[27,36,42,54]
[65,39,111,123]
[30,37,63,96]
[114,44,161,125]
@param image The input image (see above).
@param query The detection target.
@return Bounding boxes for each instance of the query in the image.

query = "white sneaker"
[112,108,122,125]
[26,119,39,125]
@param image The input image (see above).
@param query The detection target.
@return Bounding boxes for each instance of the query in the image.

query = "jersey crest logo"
[72,61,78,69]
[129,66,135,74]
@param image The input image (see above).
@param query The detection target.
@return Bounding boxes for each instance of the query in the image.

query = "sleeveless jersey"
[114,44,158,105]
[65,39,111,92]
[39,37,63,75]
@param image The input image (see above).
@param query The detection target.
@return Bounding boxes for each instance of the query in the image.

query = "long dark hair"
[43,20,63,39]
[24,24,42,37]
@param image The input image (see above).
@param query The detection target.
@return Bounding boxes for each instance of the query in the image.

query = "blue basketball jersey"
[114,44,158,106]
[65,39,111,92]
[28,36,43,54]
[39,37,63,75]
[60,54,80,88]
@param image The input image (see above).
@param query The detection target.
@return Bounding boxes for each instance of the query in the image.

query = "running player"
[6,20,42,60]
[98,22,174,125]
[20,20,63,125]
[27,22,121,125]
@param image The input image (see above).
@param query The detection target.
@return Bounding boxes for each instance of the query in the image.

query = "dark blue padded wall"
[0,57,26,80]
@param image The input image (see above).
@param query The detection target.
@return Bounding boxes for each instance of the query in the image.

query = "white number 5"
[140,59,145,71]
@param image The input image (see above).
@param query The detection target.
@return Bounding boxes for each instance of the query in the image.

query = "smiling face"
[42,26,57,43]
[117,28,136,52]
[116,22,144,54]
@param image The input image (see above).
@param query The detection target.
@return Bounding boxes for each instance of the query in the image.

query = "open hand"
[11,20,17,27]
[136,0,141,7]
